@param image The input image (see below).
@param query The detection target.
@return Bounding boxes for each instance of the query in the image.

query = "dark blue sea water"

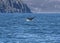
[0,13,60,43]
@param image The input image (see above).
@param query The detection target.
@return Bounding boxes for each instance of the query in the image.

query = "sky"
[22,0,60,13]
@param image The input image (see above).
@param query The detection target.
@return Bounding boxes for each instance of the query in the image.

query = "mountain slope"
[0,0,31,13]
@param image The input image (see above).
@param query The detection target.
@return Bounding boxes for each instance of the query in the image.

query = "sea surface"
[0,13,60,43]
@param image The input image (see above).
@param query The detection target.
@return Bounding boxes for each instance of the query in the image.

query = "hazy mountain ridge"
[0,0,31,13]
[22,0,60,13]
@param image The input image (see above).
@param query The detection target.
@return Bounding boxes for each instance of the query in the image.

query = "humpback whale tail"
[26,17,35,21]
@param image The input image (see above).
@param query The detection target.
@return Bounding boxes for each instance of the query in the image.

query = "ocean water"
[0,13,60,43]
